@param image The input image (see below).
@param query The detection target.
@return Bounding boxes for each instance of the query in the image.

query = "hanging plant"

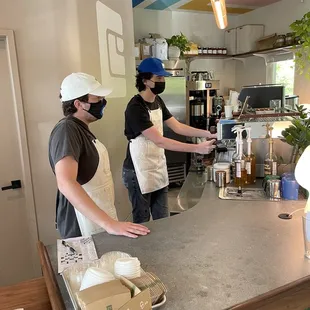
[290,12,310,78]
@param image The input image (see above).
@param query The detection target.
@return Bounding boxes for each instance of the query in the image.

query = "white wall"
[76,0,136,224]
[0,0,135,245]
[133,9,238,46]
[189,59,236,96]
[133,8,238,95]
[235,57,267,91]
[234,0,310,103]
[0,0,81,244]
[236,0,308,36]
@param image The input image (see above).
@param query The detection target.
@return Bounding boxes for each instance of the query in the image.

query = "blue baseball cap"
[138,58,172,77]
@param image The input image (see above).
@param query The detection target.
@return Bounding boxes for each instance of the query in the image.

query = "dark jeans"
[122,168,169,223]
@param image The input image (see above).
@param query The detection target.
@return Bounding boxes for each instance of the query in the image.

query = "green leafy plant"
[290,12,310,78]
[166,32,190,56]
[281,104,310,158]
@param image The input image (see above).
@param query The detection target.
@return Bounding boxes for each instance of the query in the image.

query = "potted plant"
[290,12,310,78]
[166,33,190,59]
[281,104,310,163]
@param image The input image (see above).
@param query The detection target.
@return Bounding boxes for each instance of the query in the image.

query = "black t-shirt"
[48,116,99,238]
[123,94,172,170]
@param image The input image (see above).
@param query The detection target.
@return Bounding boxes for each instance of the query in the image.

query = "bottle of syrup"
[244,127,256,184]
[264,123,278,176]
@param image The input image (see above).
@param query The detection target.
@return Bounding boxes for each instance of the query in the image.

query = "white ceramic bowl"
[115,257,140,265]
[114,266,140,273]
[114,257,141,279]
[99,251,132,274]
[80,267,115,291]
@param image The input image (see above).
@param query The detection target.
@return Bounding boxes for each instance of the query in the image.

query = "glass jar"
[218,48,223,55]
[198,46,203,54]
[274,35,286,48]
[294,36,302,45]
[222,48,227,55]
[207,47,213,54]
[212,48,217,55]
[285,33,295,46]
[203,47,208,54]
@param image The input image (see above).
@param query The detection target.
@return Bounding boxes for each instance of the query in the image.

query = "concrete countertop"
[47,173,310,310]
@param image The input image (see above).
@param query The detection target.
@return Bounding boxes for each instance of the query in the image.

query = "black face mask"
[84,99,107,119]
[150,82,166,95]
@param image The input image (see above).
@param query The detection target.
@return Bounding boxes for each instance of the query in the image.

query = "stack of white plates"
[114,257,141,279]
[80,267,115,291]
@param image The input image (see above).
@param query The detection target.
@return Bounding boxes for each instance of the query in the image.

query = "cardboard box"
[119,276,152,310]
[76,278,152,310]
[76,280,131,310]
[119,289,152,310]
[256,33,277,51]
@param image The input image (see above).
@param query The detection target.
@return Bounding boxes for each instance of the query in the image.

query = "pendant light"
[211,0,228,30]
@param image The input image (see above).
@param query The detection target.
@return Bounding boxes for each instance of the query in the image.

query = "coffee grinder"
[186,79,220,171]
[187,80,220,130]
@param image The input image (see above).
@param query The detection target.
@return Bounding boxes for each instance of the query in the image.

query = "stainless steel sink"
[170,172,207,213]
[219,186,268,201]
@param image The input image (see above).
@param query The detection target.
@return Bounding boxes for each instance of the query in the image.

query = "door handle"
[1,180,22,191]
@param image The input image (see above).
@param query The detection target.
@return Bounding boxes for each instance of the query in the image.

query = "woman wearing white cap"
[49,73,150,238]
[123,58,216,223]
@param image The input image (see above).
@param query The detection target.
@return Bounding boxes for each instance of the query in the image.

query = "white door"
[0,30,39,286]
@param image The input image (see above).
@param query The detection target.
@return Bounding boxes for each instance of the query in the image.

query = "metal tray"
[219,186,267,201]
[61,252,166,309]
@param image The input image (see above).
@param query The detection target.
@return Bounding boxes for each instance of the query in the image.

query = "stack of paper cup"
[224,105,233,118]
[229,90,240,112]
[80,267,115,291]
[114,257,141,279]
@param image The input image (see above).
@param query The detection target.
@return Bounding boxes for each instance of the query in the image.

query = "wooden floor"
[0,277,52,310]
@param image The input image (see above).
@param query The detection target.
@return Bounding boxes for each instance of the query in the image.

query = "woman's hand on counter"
[105,220,150,238]
[196,139,216,154]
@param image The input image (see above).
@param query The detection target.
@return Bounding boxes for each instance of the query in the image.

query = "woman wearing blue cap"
[123,58,216,223]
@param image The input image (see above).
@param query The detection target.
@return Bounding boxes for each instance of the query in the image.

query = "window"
[267,59,295,96]
[274,59,295,96]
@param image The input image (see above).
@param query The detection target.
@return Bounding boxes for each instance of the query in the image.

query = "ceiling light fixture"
[211,0,228,30]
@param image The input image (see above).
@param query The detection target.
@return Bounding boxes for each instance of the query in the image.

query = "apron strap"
[128,95,163,144]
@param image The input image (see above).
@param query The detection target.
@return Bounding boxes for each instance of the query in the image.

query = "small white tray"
[61,251,166,309]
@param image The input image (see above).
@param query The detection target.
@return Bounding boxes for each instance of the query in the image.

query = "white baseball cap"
[60,72,112,101]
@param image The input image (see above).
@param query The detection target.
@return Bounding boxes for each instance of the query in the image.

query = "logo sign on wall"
[96,1,126,98]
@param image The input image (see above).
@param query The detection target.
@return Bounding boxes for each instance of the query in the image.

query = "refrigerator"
[160,69,187,184]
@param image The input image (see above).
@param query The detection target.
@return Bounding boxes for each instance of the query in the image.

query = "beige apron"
[129,106,169,194]
[75,139,118,236]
